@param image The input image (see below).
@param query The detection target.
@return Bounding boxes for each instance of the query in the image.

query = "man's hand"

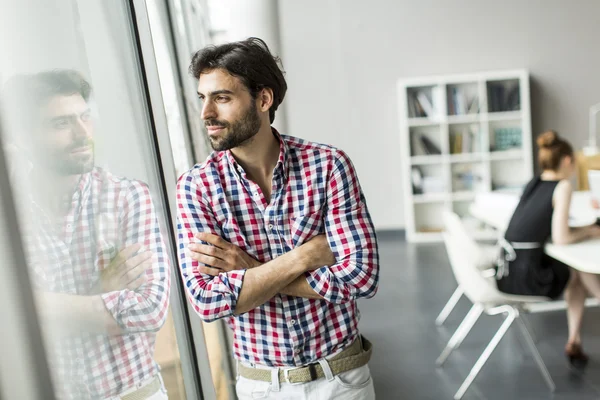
[89,244,152,294]
[188,232,261,276]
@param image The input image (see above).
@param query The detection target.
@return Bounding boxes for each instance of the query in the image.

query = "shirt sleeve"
[100,181,171,332]
[175,170,246,322]
[305,150,380,303]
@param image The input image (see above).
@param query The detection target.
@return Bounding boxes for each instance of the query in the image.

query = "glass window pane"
[147,1,236,399]
[0,1,188,399]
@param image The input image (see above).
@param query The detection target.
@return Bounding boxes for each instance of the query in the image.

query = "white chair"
[438,211,555,400]
[435,243,497,326]
[435,286,465,326]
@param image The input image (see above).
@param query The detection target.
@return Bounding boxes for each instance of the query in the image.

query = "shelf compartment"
[446,82,480,116]
[414,203,447,233]
[449,122,484,154]
[407,85,444,119]
[411,164,447,196]
[486,79,520,113]
[410,126,443,157]
[488,119,523,152]
[451,162,488,193]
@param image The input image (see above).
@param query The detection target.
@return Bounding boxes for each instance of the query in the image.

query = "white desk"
[470,191,600,274]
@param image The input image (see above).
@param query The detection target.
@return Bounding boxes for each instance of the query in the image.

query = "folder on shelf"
[419,134,441,155]
[417,91,435,117]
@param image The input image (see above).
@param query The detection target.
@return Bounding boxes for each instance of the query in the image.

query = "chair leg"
[516,317,555,392]
[436,286,465,326]
[520,313,538,343]
[454,307,516,400]
[436,304,484,367]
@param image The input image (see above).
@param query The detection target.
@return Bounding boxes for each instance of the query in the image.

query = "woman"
[497,130,600,367]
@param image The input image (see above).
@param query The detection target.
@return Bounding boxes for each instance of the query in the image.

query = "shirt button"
[253,192,259,197]
[290,319,296,325]
[268,224,274,230]
[294,348,301,355]
[66,224,72,229]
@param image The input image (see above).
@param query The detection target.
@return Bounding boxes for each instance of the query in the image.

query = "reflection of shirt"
[22,167,170,400]
[176,130,379,367]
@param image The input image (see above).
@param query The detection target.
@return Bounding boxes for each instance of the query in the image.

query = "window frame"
[129,1,217,399]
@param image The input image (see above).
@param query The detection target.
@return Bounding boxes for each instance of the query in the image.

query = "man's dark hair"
[1,69,92,133]
[189,37,287,123]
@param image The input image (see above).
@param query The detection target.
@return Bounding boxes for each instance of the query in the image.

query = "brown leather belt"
[237,335,372,384]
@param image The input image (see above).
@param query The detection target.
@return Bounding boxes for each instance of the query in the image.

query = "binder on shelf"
[417,91,435,117]
[467,97,479,114]
[488,81,520,112]
[419,134,441,155]
[411,166,423,194]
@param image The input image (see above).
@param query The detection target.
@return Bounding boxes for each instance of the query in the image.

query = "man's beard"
[45,140,95,175]
[206,101,262,151]
[55,155,94,175]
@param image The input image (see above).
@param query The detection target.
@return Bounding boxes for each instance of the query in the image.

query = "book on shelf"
[422,176,446,194]
[411,166,423,194]
[488,82,520,112]
[448,86,479,115]
[450,125,479,154]
[410,92,426,117]
[453,164,483,191]
[419,134,441,155]
[411,167,446,195]
[409,87,443,118]
[492,127,522,151]
[411,132,442,156]
[467,97,479,114]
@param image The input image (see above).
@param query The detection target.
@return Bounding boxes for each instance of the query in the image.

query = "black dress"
[496,176,571,299]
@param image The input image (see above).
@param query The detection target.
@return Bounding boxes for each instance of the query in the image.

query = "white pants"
[236,364,375,400]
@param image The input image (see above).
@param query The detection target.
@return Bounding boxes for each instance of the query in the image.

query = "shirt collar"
[225,127,289,180]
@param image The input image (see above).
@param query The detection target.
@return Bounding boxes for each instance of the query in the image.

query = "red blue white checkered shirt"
[21,167,170,399]
[176,131,379,367]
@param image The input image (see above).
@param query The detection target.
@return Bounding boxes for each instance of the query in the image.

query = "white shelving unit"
[398,69,533,243]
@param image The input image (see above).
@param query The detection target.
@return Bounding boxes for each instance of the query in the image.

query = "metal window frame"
[146,0,238,397]
[128,1,218,399]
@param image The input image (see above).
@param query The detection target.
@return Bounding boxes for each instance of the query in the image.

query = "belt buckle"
[283,367,303,385]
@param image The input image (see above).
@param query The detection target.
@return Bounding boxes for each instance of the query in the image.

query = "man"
[1,70,170,399]
[176,38,379,399]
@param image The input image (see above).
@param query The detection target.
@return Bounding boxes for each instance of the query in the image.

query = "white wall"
[278,0,600,229]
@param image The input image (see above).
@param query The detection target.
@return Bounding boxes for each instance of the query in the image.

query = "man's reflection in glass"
[1,70,171,399]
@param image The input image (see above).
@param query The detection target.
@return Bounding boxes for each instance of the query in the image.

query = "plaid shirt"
[21,167,170,399]
[176,131,379,367]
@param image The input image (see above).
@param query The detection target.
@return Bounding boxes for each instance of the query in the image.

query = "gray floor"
[359,232,600,400]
